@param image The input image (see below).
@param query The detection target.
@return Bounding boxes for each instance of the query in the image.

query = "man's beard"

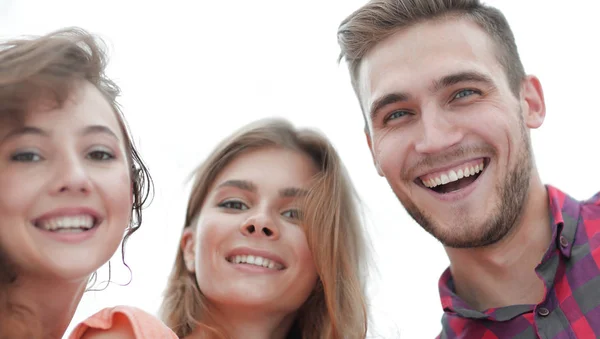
[397,127,532,248]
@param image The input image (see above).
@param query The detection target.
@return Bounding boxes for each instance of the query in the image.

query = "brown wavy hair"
[0,27,153,338]
[160,118,369,339]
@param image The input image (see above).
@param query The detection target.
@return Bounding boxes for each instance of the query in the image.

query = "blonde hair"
[160,118,369,339]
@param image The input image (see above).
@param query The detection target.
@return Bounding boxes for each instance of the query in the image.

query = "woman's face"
[0,82,133,281]
[182,147,319,315]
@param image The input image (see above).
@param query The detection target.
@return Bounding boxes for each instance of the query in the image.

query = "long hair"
[0,247,39,339]
[160,118,369,339]
[0,27,153,338]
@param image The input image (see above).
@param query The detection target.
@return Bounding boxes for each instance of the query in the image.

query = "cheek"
[197,227,215,264]
[195,215,230,277]
[0,167,44,216]
[467,118,514,164]
[466,103,518,143]
[288,231,319,306]
[0,170,46,270]
[373,131,409,178]
[94,165,132,230]
[290,229,318,278]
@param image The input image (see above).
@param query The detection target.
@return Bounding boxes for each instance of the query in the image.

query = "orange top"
[68,305,178,339]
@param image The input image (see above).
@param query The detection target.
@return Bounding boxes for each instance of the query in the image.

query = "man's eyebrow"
[431,71,495,93]
[369,92,411,122]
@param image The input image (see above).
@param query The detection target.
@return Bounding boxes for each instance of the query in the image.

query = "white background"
[1,1,598,338]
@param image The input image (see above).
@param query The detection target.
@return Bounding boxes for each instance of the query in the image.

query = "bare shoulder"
[79,313,136,339]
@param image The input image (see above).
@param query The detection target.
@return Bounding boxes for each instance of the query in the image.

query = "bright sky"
[1,1,598,338]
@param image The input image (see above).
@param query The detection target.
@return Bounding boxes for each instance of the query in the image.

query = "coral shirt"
[69,306,177,339]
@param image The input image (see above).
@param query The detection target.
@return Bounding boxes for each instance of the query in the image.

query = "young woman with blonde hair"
[160,118,370,339]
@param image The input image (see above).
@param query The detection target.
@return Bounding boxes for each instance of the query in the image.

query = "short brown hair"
[337,0,525,124]
[160,118,369,339]
[0,27,153,338]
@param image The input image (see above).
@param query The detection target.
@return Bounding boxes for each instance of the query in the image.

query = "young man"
[337,1,600,338]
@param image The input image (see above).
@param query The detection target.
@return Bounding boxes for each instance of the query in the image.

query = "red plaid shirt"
[437,186,600,339]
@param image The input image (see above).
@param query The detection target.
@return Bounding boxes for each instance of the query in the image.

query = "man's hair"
[337,0,525,125]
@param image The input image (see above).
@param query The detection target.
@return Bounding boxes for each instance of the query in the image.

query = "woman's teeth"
[227,255,284,270]
[36,215,96,232]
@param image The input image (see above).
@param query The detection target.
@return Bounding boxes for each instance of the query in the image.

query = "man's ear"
[521,75,546,129]
[181,229,196,273]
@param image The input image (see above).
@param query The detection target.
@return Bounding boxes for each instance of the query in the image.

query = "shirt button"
[538,307,550,317]
[559,236,569,248]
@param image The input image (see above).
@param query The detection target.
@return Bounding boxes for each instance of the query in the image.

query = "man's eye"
[385,110,409,122]
[453,89,479,100]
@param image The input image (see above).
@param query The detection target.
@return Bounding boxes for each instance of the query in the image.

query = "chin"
[226,290,276,305]
[435,217,503,248]
[28,264,94,283]
[45,252,110,281]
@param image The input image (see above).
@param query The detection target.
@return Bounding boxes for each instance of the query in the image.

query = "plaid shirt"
[437,186,600,339]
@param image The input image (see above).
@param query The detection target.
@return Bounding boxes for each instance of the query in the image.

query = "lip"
[422,159,490,202]
[226,246,287,269]
[414,157,487,180]
[34,225,101,244]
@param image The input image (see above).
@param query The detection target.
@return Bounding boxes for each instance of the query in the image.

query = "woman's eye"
[87,150,114,161]
[219,200,249,210]
[11,152,42,162]
[282,209,302,220]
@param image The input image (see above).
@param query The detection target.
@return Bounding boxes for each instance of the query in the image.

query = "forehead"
[358,17,505,108]
[215,147,317,188]
[7,82,124,139]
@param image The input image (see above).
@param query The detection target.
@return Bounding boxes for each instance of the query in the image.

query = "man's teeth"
[228,255,283,270]
[422,162,485,188]
[37,215,95,231]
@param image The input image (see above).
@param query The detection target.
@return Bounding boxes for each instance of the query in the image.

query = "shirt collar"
[547,185,580,259]
[438,185,581,317]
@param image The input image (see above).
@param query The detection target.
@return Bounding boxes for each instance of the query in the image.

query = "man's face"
[358,18,545,248]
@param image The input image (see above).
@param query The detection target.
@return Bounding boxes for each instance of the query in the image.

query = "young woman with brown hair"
[0,27,157,339]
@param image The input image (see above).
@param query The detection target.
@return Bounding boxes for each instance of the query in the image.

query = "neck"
[8,273,88,339]
[187,305,297,339]
[445,174,551,311]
